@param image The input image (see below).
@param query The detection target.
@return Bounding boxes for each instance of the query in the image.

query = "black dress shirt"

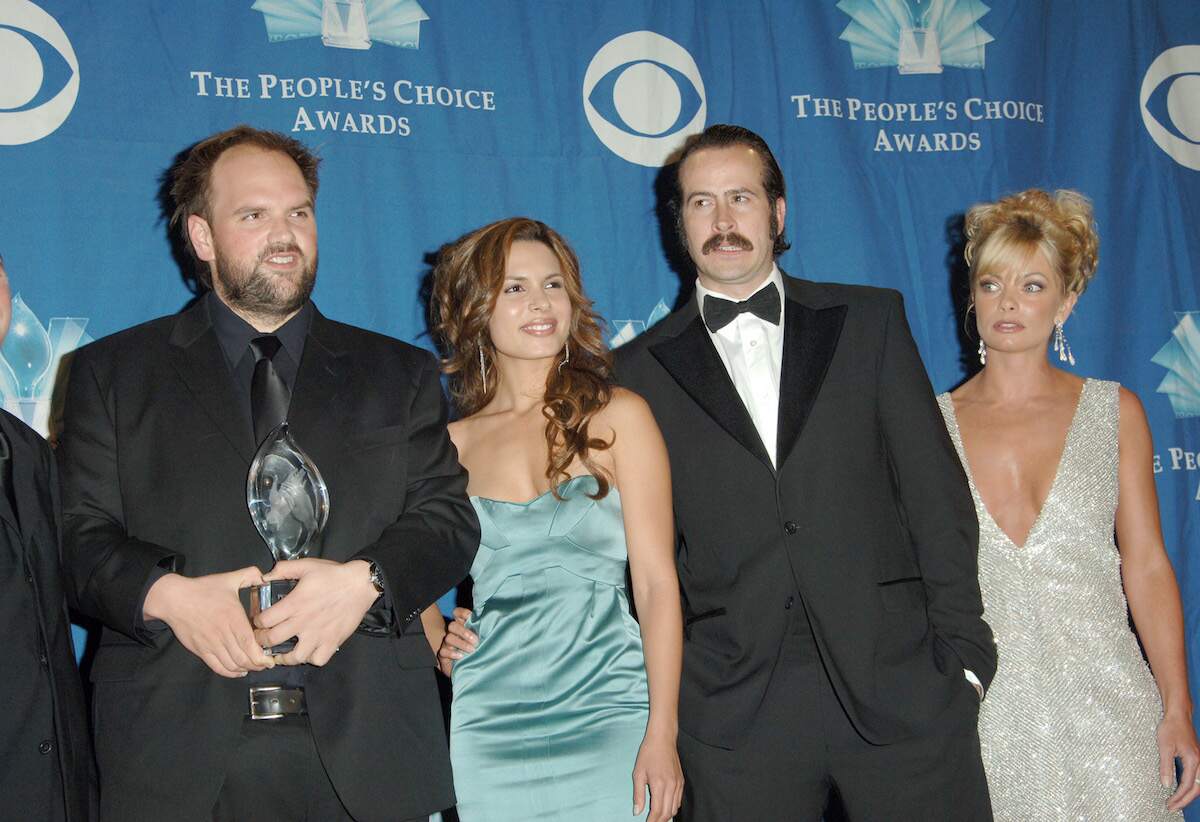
[207,290,311,416]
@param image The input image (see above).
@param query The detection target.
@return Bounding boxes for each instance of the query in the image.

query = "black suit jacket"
[616,275,995,750]
[57,298,479,821]
[0,411,96,821]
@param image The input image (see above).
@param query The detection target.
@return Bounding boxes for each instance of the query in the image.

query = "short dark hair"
[169,125,321,288]
[669,123,790,257]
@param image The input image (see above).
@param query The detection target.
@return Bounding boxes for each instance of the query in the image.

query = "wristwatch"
[367,561,385,597]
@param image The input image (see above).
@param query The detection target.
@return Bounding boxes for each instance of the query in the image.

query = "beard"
[214,243,317,320]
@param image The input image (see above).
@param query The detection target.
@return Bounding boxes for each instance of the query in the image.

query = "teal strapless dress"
[450,475,651,821]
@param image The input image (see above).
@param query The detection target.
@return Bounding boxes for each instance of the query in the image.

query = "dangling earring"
[478,347,488,391]
[1053,322,1076,366]
[977,339,987,366]
[558,340,570,374]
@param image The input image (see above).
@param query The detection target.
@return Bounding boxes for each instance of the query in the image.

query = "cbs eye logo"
[1141,45,1200,171]
[582,31,706,168]
[0,0,79,146]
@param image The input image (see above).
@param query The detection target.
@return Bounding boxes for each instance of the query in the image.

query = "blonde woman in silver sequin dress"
[936,188,1200,820]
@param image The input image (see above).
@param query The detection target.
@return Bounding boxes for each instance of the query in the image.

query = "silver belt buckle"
[248,684,286,720]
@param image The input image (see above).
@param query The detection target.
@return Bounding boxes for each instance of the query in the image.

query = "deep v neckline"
[947,379,1090,552]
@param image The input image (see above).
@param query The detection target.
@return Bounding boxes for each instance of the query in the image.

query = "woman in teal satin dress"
[420,217,684,822]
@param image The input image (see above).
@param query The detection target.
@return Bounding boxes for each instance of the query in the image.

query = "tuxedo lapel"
[168,301,256,464]
[285,311,351,452]
[776,279,847,468]
[649,312,774,470]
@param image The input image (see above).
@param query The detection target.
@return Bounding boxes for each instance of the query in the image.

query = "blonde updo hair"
[963,188,1099,296]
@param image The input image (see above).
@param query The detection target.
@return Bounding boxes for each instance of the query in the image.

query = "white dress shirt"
[694,265,785,465]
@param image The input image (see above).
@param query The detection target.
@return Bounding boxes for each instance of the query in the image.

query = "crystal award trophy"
[321,0,371,49]
[246,423,330,654]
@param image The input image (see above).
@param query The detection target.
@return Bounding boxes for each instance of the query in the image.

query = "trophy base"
[321,35,371,49]
[248,580,299,656]
[898,28,943,74]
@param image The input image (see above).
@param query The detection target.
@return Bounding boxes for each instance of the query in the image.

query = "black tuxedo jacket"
[616,275,995,750]
[0,410,96,821]
[57,298,479,821]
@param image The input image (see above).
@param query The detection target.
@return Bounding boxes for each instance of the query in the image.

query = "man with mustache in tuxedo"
[616,124,996,821]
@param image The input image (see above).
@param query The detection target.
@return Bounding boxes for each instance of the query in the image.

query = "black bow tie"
[702,284,781,333]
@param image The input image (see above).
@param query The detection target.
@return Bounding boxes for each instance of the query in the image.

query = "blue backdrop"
[2,0,1198,803]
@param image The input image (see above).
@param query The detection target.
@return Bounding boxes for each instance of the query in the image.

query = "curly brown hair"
[430,218,614,499]
[964,188,1099,296]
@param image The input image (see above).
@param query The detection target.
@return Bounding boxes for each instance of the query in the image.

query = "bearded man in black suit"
[57,126,478,822]
[615,124,996,821]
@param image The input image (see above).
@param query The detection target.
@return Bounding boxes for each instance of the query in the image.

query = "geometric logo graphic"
[583,31,706,167]
[610,299,671,348]
[1141,45,1200,171]
[1152,311,1200,419]
[252,0,429,50]
[0,294,92,437]
[0,0,80,145]
[837,0,993,75]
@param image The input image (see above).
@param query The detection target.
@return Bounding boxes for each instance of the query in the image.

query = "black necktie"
[250,335,290,446]
[702,283,782,333]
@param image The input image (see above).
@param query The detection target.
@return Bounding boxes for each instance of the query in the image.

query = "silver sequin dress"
[938,379,1178,821]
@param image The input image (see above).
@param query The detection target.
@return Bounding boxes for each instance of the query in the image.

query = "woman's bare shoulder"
[596,386,655,428]
[448,413,490,460]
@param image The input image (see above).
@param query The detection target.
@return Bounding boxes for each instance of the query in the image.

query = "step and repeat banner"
[2,0,1198,751]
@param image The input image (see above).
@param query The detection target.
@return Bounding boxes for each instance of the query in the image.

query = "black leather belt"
[248,685,307,720]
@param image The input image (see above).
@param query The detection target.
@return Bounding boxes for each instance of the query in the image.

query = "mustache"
[258,243,304,263]
[701,233,754,255]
